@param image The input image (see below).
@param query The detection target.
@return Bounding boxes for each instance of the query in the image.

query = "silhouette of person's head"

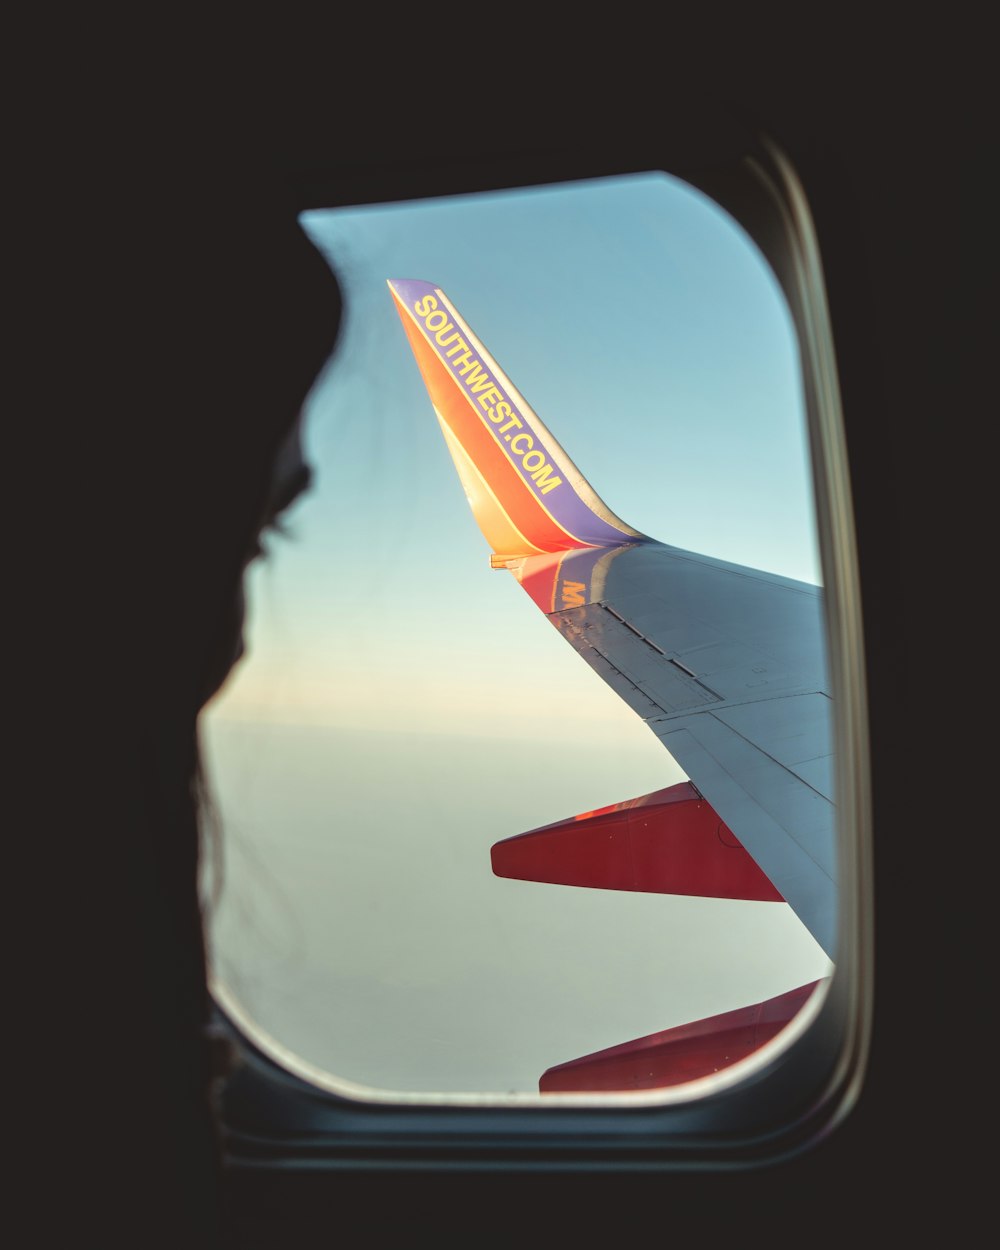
[70,153,344,1245]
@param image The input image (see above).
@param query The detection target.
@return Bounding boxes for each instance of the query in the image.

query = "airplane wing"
[387,278,837,964]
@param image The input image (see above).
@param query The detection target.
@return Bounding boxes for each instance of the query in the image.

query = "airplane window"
[202,171,839,1101]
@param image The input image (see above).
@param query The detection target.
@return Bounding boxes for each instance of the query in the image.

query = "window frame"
[212,129,873,1173]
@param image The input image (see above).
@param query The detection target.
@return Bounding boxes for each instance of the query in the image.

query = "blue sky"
[202,172,831,1097]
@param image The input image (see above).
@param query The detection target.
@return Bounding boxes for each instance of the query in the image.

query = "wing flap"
[555,602,725,714]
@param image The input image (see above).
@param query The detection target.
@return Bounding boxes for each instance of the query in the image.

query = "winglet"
[388,279,648,559]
